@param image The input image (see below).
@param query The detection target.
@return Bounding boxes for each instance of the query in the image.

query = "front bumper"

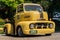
[23,29,55,35]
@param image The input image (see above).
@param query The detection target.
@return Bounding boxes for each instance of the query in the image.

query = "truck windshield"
[25,5,42,12]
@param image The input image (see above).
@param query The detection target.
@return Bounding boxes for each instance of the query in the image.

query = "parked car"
[52,12,60,21]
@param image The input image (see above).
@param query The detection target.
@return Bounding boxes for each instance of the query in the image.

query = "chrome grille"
[35,23,47,29]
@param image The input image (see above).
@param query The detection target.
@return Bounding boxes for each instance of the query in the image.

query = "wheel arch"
[16,25,22,31]
[4,27,7,32]
[4,23,12,34]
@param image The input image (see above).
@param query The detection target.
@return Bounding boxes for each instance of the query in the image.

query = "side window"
[17,4,23,12]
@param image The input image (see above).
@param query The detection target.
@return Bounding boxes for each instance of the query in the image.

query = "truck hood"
[24,11,48,21]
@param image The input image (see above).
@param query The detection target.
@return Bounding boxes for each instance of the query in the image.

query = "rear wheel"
[4,28,8,35]
[17,27,24,36]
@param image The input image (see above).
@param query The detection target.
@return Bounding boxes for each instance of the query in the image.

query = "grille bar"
[35,23,48,29]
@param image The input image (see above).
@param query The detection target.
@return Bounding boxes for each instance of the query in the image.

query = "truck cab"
[4,3,55,36]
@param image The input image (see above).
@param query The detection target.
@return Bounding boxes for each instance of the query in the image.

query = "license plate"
[30,30,37,34]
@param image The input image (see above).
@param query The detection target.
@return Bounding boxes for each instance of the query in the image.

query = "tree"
[0,0,24,19]
[47,0,60,18]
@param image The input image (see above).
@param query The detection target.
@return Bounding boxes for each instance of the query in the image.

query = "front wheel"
[17,27,24,36]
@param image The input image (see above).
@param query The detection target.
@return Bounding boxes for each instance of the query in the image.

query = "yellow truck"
[4,3,55,36]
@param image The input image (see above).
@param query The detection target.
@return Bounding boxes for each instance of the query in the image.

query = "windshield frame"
[24,4,43,12]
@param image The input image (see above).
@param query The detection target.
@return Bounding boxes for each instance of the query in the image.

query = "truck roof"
[18,3,40,6]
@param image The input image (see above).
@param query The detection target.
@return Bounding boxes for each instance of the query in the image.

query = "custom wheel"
[17,27,24,36]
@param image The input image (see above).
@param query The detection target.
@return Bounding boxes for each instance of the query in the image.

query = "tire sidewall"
[17,27,24,36]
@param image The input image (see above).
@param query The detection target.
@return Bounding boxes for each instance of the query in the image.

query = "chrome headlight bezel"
[49,23,53,28]
[29,24,35,29]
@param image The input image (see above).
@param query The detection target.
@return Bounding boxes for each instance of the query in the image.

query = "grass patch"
[0,30,4,34]
[0,25,4,28]
[0,19,5,34]
[0,23,4,34]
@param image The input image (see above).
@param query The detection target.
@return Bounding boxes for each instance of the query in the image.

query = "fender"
[16,22,30,33]
[4,23,12,34]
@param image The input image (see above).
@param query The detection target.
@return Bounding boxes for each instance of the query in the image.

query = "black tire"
[4,28,8,35]
[46,34,52,36]
[17,27,24,37]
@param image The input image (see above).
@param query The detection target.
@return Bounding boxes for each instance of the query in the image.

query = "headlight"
[49,24,53,28]
[30,24,35,29]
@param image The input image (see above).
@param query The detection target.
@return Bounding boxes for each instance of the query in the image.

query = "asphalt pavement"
[0,32,60,40]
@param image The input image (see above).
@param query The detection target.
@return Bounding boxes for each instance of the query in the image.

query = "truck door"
[14,4,23,26]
